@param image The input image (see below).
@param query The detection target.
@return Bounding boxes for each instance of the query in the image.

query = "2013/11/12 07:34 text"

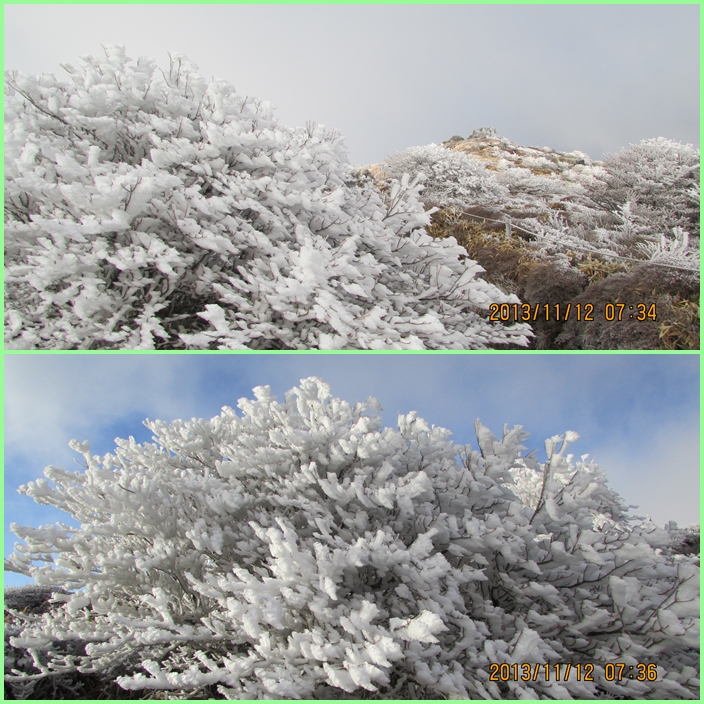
[488,302,657,322]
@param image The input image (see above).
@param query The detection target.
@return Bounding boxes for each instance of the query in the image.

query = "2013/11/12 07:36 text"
[488,662,659,682]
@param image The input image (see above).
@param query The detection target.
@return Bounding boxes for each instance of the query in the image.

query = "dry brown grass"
[658,297,700,350]
[575,254,629,284]
[427,208,538,283]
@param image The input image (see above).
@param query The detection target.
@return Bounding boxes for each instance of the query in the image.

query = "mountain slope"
[367,129,700,349]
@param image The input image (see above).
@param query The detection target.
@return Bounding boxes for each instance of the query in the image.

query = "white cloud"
[595,416,700,528]
[4,356,202,472]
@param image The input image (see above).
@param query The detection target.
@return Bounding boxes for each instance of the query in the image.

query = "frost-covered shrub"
[4,47,531,350]
[494,166,579,202]
[633,227,700,271]
[591,137,700,238]
[529,207,700,277]
[4,586,139,701]
[668,525,700,560]
[6,378,699,699]
[384,144,509,209]
[560,137,702,276]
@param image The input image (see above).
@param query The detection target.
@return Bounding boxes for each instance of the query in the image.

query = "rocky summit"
[442,127,599,179]
[369,127,603,191]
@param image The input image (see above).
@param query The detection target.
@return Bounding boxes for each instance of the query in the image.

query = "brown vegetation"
[426,208,699,350]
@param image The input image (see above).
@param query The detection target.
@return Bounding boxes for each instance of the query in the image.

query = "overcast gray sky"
[4,3,699,166]
[5,353,699,587]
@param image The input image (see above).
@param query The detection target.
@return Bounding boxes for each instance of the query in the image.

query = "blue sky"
[4,3,699,166]
[5,353,699,588]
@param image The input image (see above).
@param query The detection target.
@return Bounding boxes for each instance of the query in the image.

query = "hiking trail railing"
[456,210,699,273]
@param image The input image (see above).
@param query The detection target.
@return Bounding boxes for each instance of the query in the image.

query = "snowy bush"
[590,137,700,239]
[4,47,530,350]
[6,378,699,699]
[384,144,509,209]
[563,138,701,271]
[634,227,700,271]
[494,166,576,201]
[527,207,699,275]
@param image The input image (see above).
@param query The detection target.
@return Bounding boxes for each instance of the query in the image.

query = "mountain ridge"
[361,129,699,349]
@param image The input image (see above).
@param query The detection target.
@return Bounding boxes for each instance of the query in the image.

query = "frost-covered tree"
[384,144,510,209]
[4,47,530,350]
[5,378,699,699]
[494,165,578,203]
[589,137,700,239]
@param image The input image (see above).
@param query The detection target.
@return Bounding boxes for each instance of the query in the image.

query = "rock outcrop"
[441,127,601,181]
